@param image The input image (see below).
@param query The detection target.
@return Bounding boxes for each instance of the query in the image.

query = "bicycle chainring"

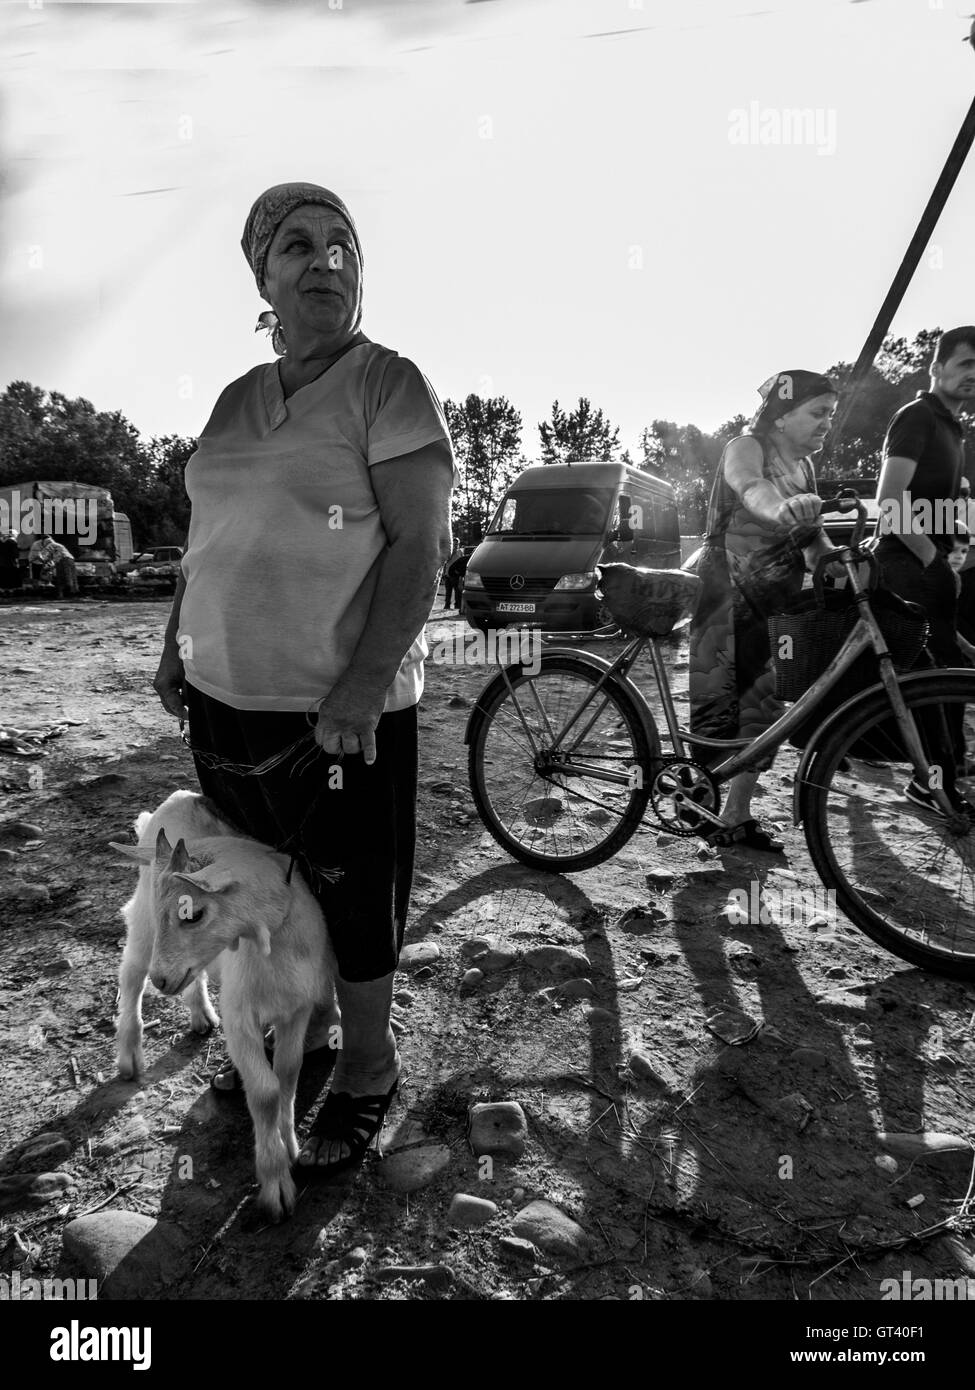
[649,759,720,836]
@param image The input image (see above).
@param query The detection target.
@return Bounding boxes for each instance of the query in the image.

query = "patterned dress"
[689,434,817,763]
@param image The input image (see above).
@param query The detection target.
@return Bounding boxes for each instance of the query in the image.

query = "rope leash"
[177,707,346,888]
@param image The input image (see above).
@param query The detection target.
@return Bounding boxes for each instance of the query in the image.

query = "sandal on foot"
[294,1080,399,1183]
[704,818,785,854]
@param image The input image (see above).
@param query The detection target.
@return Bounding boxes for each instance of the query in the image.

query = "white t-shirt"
[179,341,456,713]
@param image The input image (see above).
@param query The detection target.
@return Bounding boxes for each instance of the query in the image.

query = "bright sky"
[1,0,973,462]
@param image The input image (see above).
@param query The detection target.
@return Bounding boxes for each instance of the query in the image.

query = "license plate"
[497,601,536,614]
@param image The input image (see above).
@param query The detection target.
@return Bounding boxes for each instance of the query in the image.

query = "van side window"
[628,494,652,537]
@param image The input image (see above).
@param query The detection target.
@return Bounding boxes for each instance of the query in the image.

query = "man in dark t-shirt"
[876,326,975,659]
[875,326,975,811]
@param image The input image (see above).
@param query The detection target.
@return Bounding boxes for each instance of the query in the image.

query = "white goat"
[111,789,338,1222]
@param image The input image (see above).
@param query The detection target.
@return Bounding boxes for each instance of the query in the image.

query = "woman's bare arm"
[153,535,189,720]
[723,436,822,531]
[313,439,454,763]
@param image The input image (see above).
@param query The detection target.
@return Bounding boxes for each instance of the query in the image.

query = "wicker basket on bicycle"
[596,563,702,638]
[768,583,929,703]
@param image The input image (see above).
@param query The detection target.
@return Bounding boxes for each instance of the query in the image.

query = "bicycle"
[465,498,975,980]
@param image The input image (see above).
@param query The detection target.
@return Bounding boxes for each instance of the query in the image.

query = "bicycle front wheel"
[468,655,654,872]
[801,670,975,979]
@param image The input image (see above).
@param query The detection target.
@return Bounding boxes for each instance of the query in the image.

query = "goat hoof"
[255,1175,296,1226]
[116,1053,144,1081]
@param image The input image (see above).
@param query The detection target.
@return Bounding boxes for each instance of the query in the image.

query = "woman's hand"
[312,677,387,765]
[776,492,822,530]
[153,647,188,720]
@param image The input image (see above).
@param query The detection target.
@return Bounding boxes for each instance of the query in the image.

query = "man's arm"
[313,439,454,763]
[876,454,937,566]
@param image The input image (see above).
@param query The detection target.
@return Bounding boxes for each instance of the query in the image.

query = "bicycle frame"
[498,544,957,820]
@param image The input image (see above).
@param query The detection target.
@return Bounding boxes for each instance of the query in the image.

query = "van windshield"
[487,487,615,537]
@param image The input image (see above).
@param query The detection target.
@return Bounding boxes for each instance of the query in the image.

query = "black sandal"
[294,1080,399,1182]
[703,818,785,854]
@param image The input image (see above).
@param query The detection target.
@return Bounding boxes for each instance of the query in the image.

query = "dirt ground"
[0,593,973,1303]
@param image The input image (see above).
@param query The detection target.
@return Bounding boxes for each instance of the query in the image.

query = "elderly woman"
[152,182,455,1178]
[689,370,839,851]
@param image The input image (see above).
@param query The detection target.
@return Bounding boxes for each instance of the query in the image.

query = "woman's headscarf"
[750,370,838,433]
[241,182,364,352]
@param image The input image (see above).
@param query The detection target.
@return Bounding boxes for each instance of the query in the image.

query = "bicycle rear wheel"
[801,670,975,979]
[467,655,654,871]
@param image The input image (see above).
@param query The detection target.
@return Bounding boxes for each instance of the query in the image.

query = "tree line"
[0,330,968,551]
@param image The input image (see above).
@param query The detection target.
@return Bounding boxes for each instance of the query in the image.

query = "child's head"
[948,520,970,572]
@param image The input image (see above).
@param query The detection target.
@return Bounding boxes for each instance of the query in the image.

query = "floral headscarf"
[241,182,364,353]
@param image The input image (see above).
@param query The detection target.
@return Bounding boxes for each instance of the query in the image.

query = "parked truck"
[0,480,133,586]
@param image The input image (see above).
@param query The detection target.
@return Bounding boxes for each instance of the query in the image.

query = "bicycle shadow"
[642,849,962,1293]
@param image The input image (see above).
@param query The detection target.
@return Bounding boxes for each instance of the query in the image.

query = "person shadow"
[610,848,965,1296]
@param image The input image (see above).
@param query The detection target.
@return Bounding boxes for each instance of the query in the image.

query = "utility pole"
[828,26,975,457]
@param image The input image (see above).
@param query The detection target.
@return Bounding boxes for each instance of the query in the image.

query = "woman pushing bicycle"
[688,370,842,852]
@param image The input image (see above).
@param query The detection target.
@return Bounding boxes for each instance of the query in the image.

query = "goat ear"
[109,841,155,866]
[154,827,174,867]
[172,866,235,894]
[169,837,191,874]
[238,923,272,957]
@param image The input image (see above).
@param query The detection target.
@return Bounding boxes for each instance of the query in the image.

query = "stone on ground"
[468,1101,528,1159]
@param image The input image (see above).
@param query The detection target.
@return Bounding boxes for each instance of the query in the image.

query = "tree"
[0,381,198,550]
[538,398,621,465]
[0,382,146,494]
[125,435,196,546]
[443,394,524,542]
[822,327,973,478]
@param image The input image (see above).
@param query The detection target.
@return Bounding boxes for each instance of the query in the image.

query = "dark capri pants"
[185,681,418,983]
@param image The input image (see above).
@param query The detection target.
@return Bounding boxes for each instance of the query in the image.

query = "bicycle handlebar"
[818,493,865,515]
[807,491,876,603]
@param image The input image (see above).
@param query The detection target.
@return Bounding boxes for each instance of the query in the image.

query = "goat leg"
[224,1017,297,1223]
[116,886,154,1080]
[271,1006,312,1163]
[182,971,220,1035]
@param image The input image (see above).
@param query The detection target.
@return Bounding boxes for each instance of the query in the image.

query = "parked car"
[818,478,879,549]
[126,547,183,590]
